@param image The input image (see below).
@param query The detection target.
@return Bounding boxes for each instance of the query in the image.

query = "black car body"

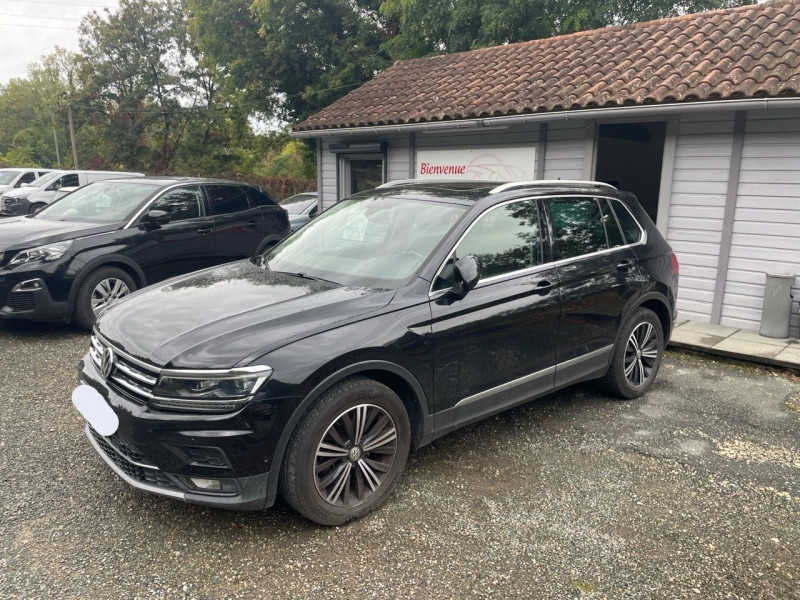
[0,177,289,328]
[75,180,679,524]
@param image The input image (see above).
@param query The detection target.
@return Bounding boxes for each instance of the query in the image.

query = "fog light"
[186,477,236,493]
[12,279,43,292]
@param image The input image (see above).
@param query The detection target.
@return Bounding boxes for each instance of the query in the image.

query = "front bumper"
[0,196,31,216]
[78,354,286,511]
[84,423,269,510]
[0,275,69,321]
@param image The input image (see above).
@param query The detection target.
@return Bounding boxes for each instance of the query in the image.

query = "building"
[290,0,800,337]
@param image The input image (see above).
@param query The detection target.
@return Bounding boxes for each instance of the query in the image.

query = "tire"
[28,202,46,214]
[600,307,664,399]
[279,376,411,526]
[73,267,136,331]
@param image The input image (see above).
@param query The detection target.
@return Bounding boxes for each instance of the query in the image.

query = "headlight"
[9,240,73,265]
[150,366,273,412]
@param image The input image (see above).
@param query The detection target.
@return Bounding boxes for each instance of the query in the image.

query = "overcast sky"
[0,0,120,85]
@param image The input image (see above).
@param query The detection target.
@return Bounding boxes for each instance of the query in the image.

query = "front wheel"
[601,307,664,399]
[28,202,46,214]
[73,267,136,330]
[279,377,411,526]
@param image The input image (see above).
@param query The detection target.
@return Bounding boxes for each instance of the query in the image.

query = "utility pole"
[50,110,61,168]
[67,104,79,168]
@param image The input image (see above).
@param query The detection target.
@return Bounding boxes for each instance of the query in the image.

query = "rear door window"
[548,197,609,260]
[244,187,277,207]
[205,185,252,215]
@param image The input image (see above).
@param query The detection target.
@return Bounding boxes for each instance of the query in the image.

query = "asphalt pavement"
[1,320,798,599]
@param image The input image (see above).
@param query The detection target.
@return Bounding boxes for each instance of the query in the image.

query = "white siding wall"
[666,113,735,322]
[387,136,411,182]
[543,121,587,180]
[320,139,338,203]
[721,110,800,337]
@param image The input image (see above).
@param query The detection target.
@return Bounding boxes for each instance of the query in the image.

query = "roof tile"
[296,0,800,132]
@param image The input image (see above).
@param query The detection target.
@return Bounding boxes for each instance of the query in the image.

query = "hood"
[1,186,38,199]
[0,217,121,250]
[96,260,396,369]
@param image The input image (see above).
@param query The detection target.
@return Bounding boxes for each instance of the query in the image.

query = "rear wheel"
[601,307,663,399]
[279,377,410,526]
[73,267,136,330]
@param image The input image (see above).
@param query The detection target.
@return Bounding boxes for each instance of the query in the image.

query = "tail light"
[670,252,679,275]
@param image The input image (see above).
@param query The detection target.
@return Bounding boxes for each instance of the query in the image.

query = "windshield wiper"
[269,270,339,285]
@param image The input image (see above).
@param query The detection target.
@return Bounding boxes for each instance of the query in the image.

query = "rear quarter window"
[610,200,644,245]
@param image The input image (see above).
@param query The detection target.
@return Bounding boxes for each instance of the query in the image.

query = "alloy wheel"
[314,404,398,507]
[90,278,131,314]
[624,322,659,387]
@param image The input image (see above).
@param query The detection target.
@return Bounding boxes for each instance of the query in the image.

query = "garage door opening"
[595,122,666,223]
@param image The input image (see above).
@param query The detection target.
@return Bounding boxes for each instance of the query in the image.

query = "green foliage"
[0,0,752,177]
[380,0,751,60]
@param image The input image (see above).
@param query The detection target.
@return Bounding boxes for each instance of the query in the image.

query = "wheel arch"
[265,360,431,508]
[67,255,147,314]
[635,292,673,342]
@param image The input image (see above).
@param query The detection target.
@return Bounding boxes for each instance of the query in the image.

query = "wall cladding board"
[543,121,587,180]
[667,114,735,322]
[720,112,800,336]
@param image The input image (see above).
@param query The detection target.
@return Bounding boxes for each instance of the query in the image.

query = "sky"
[0,0,120,85]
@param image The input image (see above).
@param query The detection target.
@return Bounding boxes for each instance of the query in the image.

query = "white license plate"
[72,384,119,436]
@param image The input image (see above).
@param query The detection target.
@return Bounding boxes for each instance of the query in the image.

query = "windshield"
[0,170,22,184]
[36,181,159,222]
[280,193,317,214]
[264,194,467,289]
[29,171,63,188]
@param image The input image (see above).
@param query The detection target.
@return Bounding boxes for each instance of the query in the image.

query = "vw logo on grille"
[100,346,116,379]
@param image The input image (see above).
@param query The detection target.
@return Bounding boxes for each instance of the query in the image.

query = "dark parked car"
[0,177,289,329]
[74,180,678,525]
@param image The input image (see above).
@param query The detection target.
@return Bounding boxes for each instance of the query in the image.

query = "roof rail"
[488,180,617,194]
[376,178,498,189]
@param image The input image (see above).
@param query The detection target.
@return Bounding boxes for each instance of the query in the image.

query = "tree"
[379,0,752,60]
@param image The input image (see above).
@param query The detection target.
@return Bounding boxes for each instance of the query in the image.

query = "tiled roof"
[294,0,800,132]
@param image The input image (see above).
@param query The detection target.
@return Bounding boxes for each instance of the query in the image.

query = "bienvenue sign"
[415,147,537,181]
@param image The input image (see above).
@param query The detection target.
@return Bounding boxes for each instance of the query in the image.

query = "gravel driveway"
[1,320,798,599]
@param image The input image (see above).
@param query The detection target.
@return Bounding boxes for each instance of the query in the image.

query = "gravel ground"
[1,320,798,599]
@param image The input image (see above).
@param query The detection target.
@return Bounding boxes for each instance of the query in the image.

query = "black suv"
[74,180,678,525]
[0,177,289,329]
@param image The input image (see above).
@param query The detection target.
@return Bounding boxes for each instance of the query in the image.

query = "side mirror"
[452,254,481,298]
[18,182,30,188]
[140,209,171,229]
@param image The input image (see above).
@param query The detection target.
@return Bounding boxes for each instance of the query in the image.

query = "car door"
[204,184,265,261]
[545,196,643,386]
[429,198,561,430]
[137,185,216,283]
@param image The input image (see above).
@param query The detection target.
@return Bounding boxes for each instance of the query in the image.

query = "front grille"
[89,426,175,489]
[6,291,36,311]
[90,334,159,403]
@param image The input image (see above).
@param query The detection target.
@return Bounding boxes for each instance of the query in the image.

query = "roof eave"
[290,97,800,138]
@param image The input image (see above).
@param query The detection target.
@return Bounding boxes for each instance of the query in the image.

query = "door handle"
[246,220,257,228]
[617,259,635,271]
[197,227,212,235]
[532,279,555,292]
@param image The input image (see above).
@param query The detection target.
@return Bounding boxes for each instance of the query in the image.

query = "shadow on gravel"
[0,318,84,339]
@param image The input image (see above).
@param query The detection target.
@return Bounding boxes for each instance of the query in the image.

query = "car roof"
[89,176,253,187]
